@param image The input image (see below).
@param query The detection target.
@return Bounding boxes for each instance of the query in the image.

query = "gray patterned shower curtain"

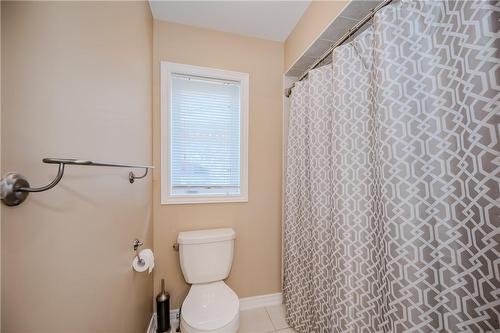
[283,1,500,332]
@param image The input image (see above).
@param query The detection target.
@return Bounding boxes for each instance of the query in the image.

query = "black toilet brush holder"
[156,279,170,333]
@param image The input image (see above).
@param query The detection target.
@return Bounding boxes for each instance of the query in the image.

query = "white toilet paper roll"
[132,249,155,273]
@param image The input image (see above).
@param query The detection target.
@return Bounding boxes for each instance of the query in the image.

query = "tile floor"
[169,304,297,333]
[239,304,296,333]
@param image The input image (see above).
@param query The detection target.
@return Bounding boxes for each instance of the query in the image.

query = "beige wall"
[1,2,153,332]
[284,0,348,72]
[153,21,283,308]
[0,2,2,328]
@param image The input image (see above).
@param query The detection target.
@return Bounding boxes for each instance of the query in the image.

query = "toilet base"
[180,313,239,333]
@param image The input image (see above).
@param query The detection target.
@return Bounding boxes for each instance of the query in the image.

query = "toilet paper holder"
[133,239,144,264]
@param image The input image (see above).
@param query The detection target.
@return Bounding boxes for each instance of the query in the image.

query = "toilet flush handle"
[173,243,179,251]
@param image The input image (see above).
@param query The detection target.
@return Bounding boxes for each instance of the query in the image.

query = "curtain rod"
[284,0,393,97]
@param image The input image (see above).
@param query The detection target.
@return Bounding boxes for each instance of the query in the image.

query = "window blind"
[170,74,241,196]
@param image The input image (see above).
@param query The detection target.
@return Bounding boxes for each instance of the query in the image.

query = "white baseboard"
[147,292,283,332]
[147,313,156,333]
[239,292,283,311]
[170,309,180,322]
[147,312,179,333]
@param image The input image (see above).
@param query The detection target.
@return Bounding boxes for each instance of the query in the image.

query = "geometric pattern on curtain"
[329,27,385,333]
[283,0,500,332]
[375,1,500,331]
[283,65,334,332]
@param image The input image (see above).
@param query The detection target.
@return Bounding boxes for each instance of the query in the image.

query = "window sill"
[161,194,248,205]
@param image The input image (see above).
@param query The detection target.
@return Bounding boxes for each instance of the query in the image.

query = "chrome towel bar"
[0,158,154,206]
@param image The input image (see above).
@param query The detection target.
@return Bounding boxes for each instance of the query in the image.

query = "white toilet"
[178,228,239,333]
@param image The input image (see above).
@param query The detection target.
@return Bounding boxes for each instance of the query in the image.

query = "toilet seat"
[181,281,239,333]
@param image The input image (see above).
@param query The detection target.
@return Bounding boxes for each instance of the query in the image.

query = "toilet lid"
[182,281,239,331]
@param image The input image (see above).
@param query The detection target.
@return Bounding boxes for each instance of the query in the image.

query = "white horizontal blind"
[170,74,241,196]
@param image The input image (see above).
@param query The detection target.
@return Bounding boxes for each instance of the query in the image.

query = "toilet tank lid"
[178,228,236,245]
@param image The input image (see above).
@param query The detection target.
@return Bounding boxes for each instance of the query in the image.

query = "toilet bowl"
[177,228,239,333]
[180,281,239,333]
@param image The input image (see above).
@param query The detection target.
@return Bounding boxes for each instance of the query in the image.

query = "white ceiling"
[149,1,311,42]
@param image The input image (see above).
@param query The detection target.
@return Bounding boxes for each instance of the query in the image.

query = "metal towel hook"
[0,158,154,206]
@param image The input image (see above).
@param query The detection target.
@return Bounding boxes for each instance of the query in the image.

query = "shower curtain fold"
[284,65,335,332]
[283,1,500,332]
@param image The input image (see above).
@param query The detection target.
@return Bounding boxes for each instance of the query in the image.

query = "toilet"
[178,228,239,333]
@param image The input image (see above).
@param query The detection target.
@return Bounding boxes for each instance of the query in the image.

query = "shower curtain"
[283,1,500,332]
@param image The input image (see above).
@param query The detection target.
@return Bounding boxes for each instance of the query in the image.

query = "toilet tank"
[178,228,236,284]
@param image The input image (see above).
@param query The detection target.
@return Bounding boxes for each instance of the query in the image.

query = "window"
[161,62,249,204]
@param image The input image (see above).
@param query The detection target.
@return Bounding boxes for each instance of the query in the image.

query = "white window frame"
[160,61,249,205]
